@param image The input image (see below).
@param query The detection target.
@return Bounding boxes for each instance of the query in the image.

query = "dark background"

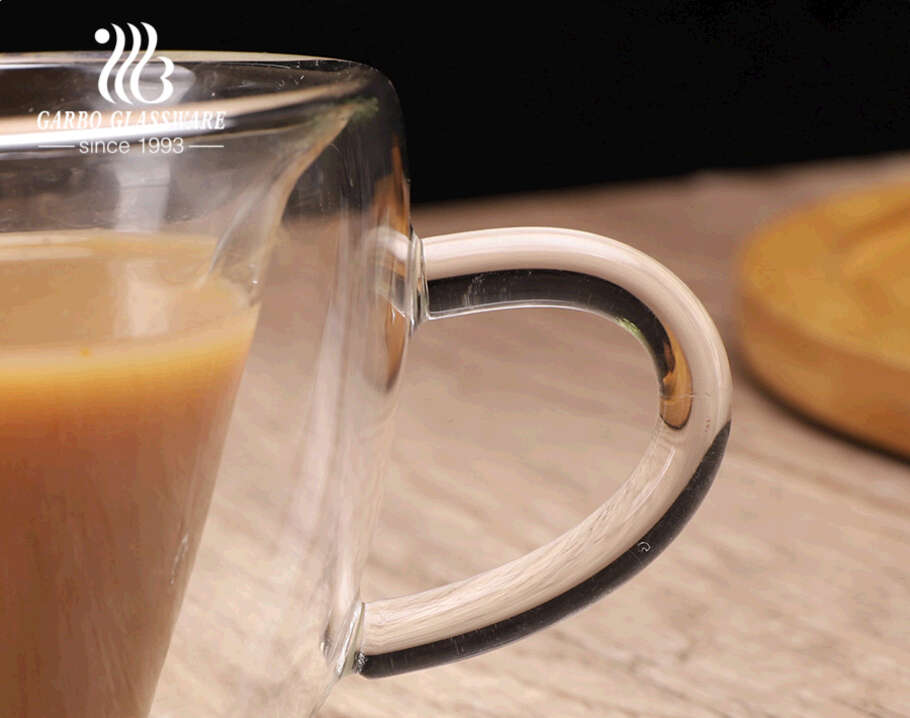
[2,0,910,203]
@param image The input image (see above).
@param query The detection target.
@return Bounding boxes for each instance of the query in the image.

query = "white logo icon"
[94,22,175,105]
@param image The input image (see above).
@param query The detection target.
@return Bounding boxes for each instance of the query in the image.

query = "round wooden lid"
[738,182,910,458]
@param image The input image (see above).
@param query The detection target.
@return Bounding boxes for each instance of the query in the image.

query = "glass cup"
[0,51,732,717]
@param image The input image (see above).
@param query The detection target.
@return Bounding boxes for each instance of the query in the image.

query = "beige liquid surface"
[0,232,258,718]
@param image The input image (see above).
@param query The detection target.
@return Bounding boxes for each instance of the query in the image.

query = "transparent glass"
[0,53,732,717]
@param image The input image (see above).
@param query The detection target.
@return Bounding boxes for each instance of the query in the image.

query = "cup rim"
[0,50,347,65]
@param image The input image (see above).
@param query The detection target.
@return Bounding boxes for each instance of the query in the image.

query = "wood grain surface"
[315,156,910,718]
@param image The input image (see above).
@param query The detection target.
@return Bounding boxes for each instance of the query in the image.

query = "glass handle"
[350,227,732,678]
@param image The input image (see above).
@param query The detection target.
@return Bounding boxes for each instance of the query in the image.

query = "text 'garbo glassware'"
[0,52,731,717]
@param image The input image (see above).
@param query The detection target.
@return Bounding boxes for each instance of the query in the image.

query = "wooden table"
[319,156,910,717]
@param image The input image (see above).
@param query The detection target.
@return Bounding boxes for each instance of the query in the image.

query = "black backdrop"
[2,0,910,202]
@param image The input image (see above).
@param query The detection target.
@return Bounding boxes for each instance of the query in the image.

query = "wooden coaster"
[737,181,910,458]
